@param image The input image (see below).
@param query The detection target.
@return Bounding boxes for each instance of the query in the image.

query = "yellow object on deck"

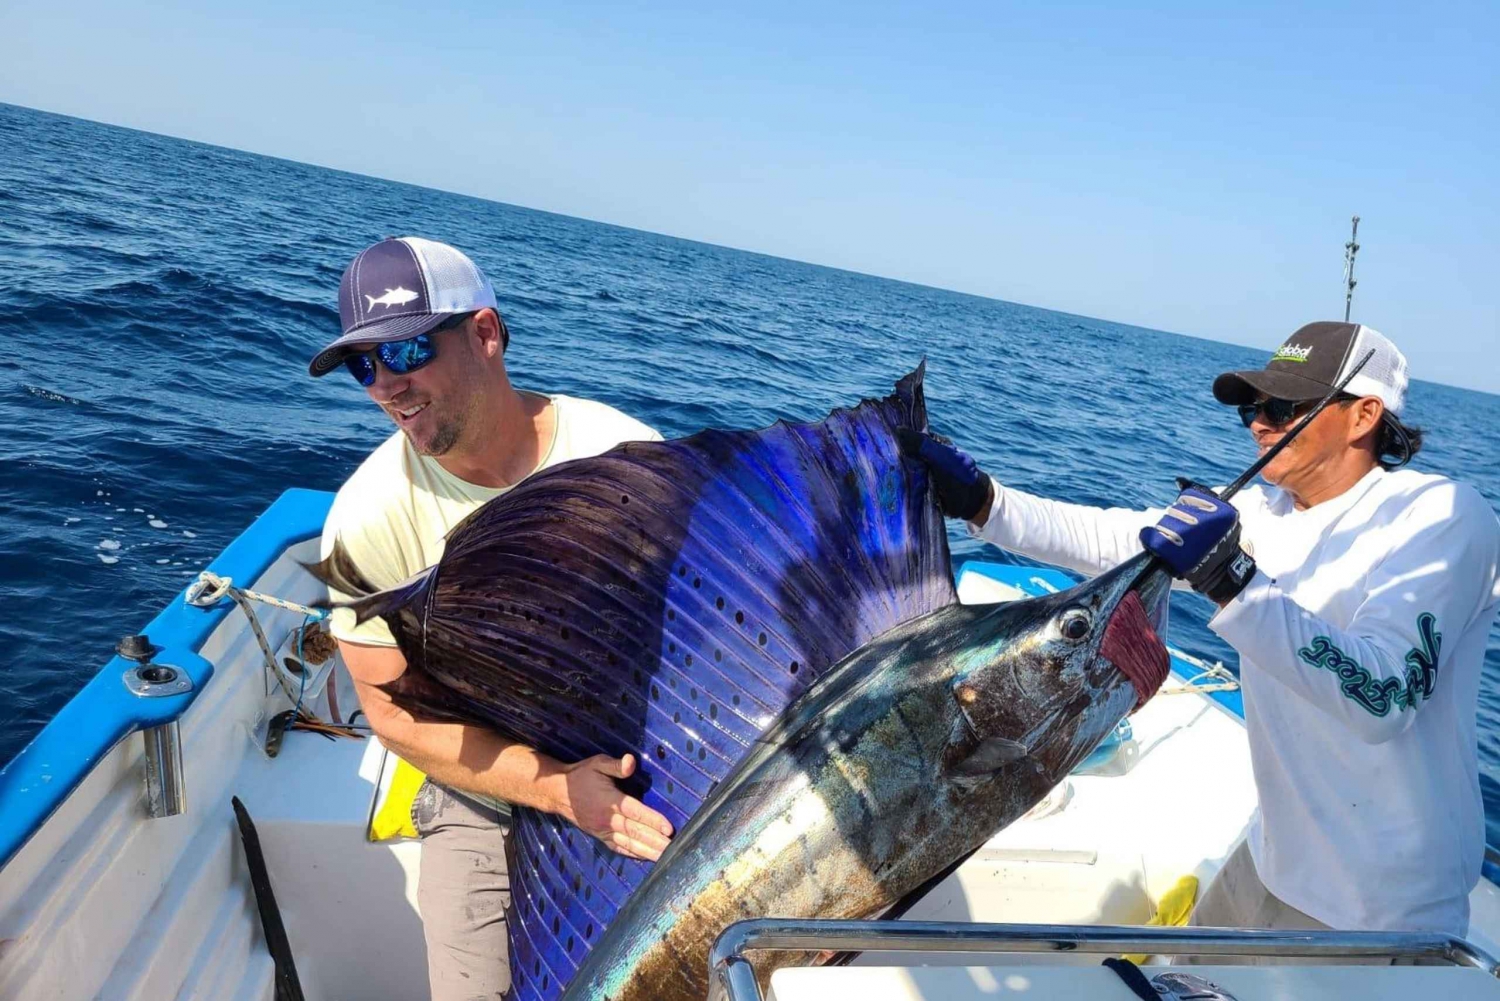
[1122,874,1199,963]
[368,757,426,841]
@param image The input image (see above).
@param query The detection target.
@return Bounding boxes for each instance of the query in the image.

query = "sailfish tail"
[303,538,434,626]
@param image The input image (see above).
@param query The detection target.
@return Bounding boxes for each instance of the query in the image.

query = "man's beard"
[408,412,463,456]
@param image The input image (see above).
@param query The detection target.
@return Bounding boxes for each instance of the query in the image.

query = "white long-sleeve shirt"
[973,466,1500,934]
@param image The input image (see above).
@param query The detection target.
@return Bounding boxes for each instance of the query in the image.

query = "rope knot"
[185,571,235,607]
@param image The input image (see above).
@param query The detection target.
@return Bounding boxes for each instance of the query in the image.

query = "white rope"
[185,569,1238,706]
[184,571,325,712]
[1159,645,1241,696]
[185,571,328,620]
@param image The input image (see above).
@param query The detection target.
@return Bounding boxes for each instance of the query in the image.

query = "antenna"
[1343,215,1360,322]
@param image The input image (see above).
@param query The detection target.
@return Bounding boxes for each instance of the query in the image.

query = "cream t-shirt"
[321,392,662,647]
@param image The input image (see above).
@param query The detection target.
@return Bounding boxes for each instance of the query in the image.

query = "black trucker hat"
[1212,321,1410,416]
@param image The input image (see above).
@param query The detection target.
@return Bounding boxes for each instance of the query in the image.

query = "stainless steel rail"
[706,919,1500,1001]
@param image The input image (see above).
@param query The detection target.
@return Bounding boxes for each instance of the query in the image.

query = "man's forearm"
[375,710,571,816]
[973,479,1158,576]
[336,638,672,857]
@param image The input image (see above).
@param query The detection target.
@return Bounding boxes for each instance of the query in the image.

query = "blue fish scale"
[386,367,953,1001]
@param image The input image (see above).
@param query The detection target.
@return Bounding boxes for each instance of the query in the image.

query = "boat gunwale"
[0,487,335,871]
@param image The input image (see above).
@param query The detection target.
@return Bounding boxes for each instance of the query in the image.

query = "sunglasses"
[343,312,472,387]
[1237,392,1356,429]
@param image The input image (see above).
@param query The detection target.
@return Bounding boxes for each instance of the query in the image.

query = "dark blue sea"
[5,102,1500,841]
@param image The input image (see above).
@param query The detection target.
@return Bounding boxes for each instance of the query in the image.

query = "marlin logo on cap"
[365,287,420,311]
[1272,342,1314,363]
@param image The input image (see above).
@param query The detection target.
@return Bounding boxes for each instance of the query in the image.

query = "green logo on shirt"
[1297,613,1441,718]
[1298,637,1399,716]
[1401,612,1441,703]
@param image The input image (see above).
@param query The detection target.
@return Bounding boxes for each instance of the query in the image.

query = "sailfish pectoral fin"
[951,737,1030,777]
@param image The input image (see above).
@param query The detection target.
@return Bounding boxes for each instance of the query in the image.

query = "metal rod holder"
[707,919,1500,1001]
[141,720,187,818]
[120,636,193,820]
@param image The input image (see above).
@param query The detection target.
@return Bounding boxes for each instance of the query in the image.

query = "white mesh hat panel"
[1342,325,1409,416]
[400,236,499,314]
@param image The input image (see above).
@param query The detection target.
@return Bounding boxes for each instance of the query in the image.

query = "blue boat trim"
[0,488,334,871]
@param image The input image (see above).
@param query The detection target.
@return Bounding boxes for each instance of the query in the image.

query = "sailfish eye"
[1059,608,1093,642]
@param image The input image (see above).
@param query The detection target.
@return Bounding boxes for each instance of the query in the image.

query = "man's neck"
[1284,455,1380,511]
[435,389,556,489]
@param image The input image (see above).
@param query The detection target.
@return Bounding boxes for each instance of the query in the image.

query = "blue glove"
[896,429,995,523]
[1139,480,1258,604]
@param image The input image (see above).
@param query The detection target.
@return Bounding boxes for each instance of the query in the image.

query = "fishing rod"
[1344,215,1361,323]
[1129,346,1376,598]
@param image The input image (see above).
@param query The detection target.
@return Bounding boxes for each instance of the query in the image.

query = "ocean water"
[4,101,1500,840]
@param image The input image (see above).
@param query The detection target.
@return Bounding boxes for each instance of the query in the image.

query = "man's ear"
[1350,397,1385,445]
[471,308,505,359]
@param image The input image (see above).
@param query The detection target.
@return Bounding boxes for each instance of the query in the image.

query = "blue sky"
[4,1,1497,391]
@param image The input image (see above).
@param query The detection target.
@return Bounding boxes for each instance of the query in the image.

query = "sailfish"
[312,365,1171,1000]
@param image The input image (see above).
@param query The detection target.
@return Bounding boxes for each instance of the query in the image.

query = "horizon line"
[6,99,1494,401]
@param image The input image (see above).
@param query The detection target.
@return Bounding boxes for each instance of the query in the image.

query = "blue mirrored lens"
[377,333,436,374]
[344,352,377,387]
[344,332,437,386]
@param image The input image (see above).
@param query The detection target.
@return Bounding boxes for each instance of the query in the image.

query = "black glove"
[896,428,995,523]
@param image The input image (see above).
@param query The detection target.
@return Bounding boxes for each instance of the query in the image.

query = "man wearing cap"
[309,237,675,999]
[904,321,1500,938]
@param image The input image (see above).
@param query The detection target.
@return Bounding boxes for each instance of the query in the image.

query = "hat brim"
[308,311,455,378]
[1212,368,1338,406]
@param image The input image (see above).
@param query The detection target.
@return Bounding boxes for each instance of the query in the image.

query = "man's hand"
[557,753,674,862]
[896,429,995,525]
[1139,480,1258,606]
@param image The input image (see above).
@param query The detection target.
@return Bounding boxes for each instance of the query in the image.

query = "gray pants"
[413,781,512,1001]
[1189,839,1328,932]
[1177,839,1331,967]
[1181,840,1440,967]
